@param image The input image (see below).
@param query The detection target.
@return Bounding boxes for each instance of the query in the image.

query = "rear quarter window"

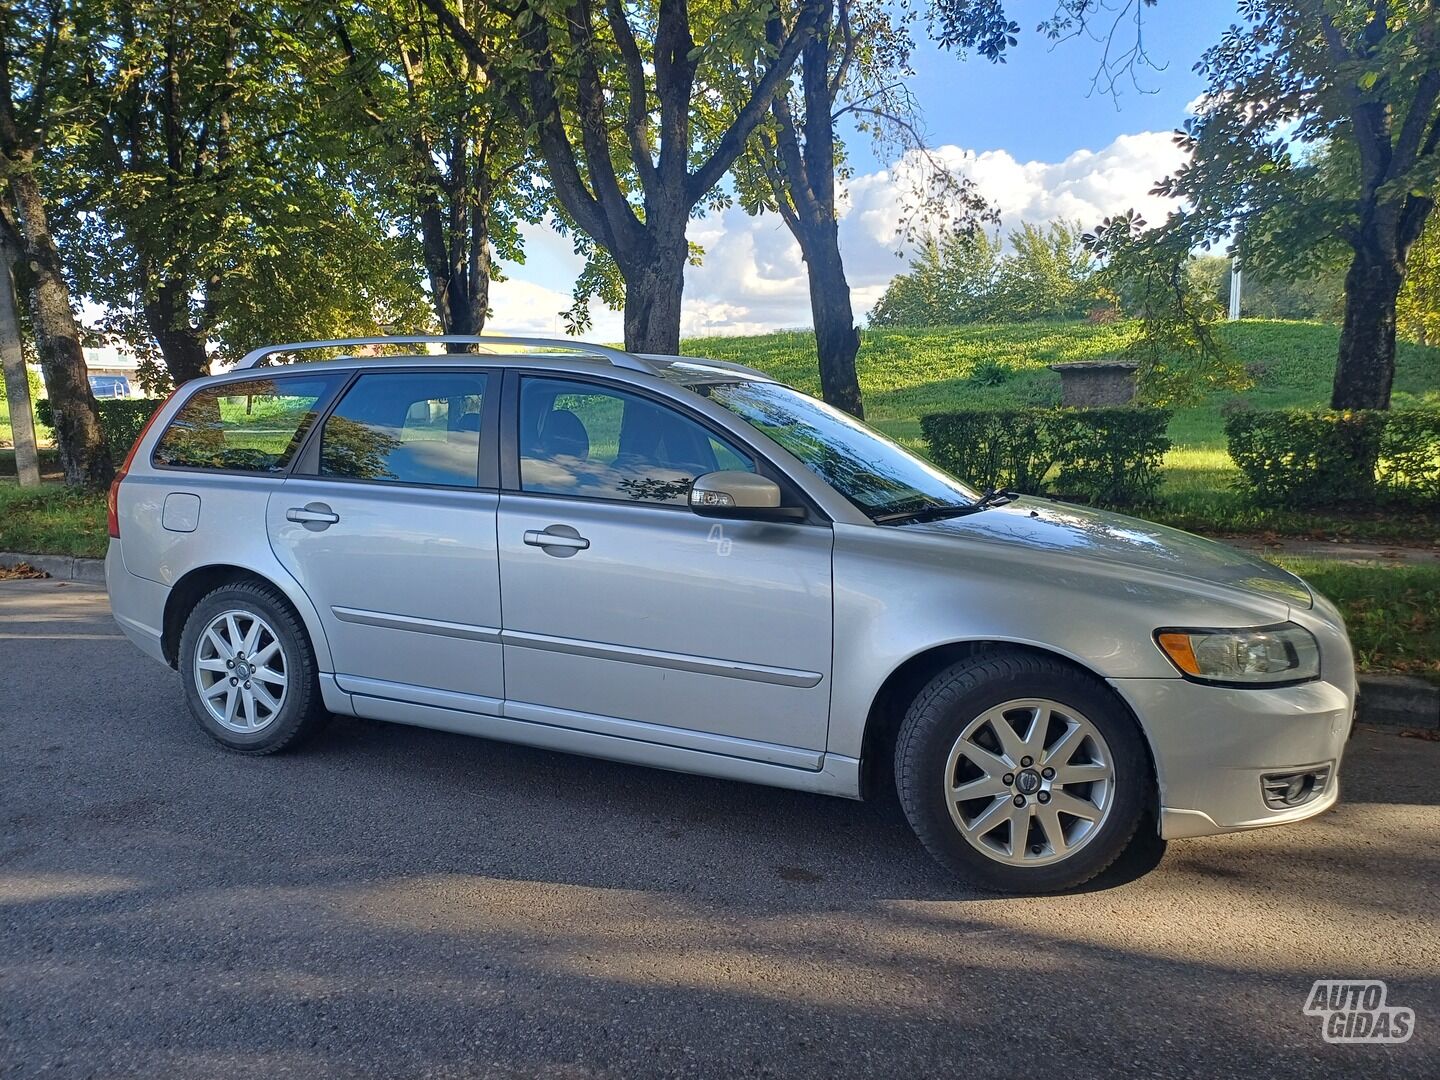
[152,375,340,473]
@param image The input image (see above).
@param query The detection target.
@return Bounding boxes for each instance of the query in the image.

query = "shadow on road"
[2,580,1438,1076]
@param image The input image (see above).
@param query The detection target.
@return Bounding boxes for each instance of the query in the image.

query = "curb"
[0,550,106,585]
[1356,675,1440,731]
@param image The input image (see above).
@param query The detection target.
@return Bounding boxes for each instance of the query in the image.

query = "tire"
[177,580,329,755]
[895,649,1151,893]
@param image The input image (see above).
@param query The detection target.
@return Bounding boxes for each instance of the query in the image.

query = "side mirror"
[689,471,806,522]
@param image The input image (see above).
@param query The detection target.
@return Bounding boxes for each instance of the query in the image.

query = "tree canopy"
[870,220,1102,327]
[47,1,432,388]
[319,1,544,344]
[419,0,830,353]
[1090,1,1440,409]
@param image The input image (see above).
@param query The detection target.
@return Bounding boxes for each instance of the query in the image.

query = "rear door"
[496,372,834,766]
[268,368,504,708]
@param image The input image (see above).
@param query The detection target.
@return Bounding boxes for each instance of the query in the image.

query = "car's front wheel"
[895,650,1151,893]
[178,581,328,754]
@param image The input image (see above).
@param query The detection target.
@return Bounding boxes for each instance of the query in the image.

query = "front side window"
[153,375,339,472]
[318,371,488,487]
[519,377,754,505]
[694,378,979,519]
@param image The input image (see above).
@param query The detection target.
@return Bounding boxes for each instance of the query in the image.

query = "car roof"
[210,350,773,386]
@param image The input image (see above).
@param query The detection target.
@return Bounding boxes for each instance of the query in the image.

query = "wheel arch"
[856,639,1159,804]
[162,563,332,672]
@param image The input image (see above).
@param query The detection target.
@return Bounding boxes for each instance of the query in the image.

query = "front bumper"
[1110,675,1354,839]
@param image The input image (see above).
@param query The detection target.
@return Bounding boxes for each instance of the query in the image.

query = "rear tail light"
[106,474,122,539]
[108,388,179,539]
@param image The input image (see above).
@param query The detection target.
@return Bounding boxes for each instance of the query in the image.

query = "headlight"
[1155,623,1320,686]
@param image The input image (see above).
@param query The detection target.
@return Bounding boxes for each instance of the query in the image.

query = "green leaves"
[870,221,1102,328]
[921,406,1173,507]
[1120,1,1440,408]
[1225,408,1440,508]
[35,0,441,377]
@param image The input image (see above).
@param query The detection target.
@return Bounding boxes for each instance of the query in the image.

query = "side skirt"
[346,691,862,800]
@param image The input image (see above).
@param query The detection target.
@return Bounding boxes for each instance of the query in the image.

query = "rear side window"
[318,371,489,487]
[153,376,339,472]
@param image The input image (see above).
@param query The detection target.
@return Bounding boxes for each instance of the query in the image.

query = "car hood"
[911,497,1312,609]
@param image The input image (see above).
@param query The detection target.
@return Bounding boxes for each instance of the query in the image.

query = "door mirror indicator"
[689,472,805,522]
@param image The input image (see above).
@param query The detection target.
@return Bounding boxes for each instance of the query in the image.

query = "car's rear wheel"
[178,581,328,754]
[895,649,1151,893]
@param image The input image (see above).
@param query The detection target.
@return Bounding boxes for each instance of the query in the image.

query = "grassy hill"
[683,319,1440,533]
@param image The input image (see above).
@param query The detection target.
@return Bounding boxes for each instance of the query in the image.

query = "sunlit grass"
[1269,557,1440,681]
[0,480,108,558]
[0,397,54,450]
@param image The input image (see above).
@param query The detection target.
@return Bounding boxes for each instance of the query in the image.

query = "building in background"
[80,345,143,399]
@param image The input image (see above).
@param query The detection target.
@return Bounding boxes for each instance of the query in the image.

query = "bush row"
[1225,409,1440,508]
[36,398,161,462]
[920,407,1172,506]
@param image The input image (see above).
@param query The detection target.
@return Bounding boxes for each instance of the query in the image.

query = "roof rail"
[234,334,655,373]
[636,353,774,381]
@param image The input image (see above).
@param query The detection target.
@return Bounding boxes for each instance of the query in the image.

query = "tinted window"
[519,377,753,505]
[154,376,338,472]
[319,371,488,487]
[698,379,979,518]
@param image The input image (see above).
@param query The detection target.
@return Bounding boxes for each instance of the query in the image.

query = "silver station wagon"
[106,335,1355,892]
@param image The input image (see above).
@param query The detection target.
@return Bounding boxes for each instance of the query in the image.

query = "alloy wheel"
[943,698,1115,867]
[193,609,289,734]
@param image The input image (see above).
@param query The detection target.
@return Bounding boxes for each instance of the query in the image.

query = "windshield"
[686,376,979,519]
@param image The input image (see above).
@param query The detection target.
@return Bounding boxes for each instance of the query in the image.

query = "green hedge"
[1225,409,1440,508]
[36,398,163,462]
[920,407,1172,506]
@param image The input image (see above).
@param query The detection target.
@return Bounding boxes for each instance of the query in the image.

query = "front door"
[268,368,504,707]
[496,374,833,766]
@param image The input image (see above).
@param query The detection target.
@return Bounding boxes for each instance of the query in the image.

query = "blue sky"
[490,2,1241,342]
[897,2,1238,168]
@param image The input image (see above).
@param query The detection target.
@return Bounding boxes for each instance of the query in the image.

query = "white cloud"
[490,128,1187,338]
[487,276,624,342]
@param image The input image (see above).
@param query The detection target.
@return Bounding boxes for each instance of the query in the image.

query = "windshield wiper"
[872,490,1018,525]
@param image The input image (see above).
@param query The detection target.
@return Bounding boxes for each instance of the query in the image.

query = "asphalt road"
[1,579,1437,1078]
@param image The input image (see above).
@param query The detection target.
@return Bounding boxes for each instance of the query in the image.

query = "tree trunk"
[145,319,210,384]
[800,219,864,418]
[0,222,40,486]
[143,279,210,384]
[761,3,865,418]
[416,183,492,350]
[467,167,493,336]
[622,235,687,354]
[1332,244,1403,410]
[8,171,110,486]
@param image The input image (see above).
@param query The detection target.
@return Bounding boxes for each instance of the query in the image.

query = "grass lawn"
[1275,558,1440,682]
[0,396,54,450]
[0,480,108,558]
[684,319,1440,542]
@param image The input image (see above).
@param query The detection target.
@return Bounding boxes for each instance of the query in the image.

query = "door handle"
[287,503,340,527]
[523,526,590,553]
